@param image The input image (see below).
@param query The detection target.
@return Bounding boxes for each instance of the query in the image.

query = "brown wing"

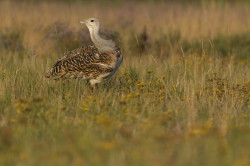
[44,45,115,80]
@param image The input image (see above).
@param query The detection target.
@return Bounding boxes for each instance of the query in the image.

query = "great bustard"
[44,18,123,88]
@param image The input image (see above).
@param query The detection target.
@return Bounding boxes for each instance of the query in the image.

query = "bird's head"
[80,18,100,30]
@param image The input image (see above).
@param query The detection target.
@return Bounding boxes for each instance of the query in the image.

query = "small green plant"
[0,30,25,52]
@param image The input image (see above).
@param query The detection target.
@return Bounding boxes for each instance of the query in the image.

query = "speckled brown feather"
[44,45,122,80]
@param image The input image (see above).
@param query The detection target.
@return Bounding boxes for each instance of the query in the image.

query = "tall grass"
[0,1,249,166]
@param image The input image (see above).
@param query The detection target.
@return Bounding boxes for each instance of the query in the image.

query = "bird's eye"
[90,19,94,22]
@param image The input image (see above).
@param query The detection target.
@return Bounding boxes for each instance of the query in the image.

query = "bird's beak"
[80,21,85,24]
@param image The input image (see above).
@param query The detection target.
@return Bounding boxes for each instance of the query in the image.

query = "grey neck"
[89,26,116,52]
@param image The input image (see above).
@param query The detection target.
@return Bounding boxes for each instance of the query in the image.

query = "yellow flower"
[96,114,112,129]
[221,114,228,120]
[16,109,23,114]
[240,114,248,119]
[127,79,132,84]
[136,81,144,87]
[99,141,115,150]
[10,118,17,123]
[189,129,206,136]
[159,90,165,95]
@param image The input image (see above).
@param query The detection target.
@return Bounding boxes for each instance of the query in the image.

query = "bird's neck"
[89,26,116,53]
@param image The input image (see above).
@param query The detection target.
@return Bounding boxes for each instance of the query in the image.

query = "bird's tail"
[44,68,67,80]
[44,70,52,78]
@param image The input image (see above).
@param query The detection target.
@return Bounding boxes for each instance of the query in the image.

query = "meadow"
[0,1,250,166]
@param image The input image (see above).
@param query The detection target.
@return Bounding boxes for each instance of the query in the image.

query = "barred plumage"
[44,18,123,87]
[44,45,121,79]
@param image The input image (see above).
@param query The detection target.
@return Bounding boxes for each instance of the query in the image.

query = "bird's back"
[44,45,121,80]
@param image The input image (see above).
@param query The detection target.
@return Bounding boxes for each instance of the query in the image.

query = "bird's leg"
[89,79,101,91]
[89,84,97,91]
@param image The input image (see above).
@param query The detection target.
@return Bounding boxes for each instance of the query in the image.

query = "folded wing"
[44,45,115,80]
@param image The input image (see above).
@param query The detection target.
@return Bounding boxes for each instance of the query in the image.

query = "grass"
[0,1,250,166]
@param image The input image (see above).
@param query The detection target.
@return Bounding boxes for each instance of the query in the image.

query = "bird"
[44,18,123,88]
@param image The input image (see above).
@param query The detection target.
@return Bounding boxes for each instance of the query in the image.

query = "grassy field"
[0,1,250,166]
